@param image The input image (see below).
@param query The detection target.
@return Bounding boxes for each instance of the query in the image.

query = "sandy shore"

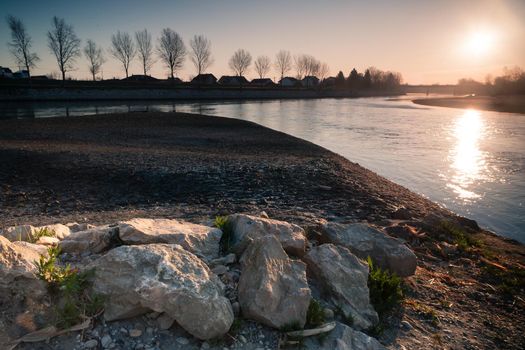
[413,95,525,114]
[1,112,524,349]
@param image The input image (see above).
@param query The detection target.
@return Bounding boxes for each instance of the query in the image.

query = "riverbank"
[0,112,524,349]
[413,95,525,114]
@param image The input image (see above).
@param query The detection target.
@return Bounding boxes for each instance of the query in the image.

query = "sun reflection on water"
[447,109,487,201]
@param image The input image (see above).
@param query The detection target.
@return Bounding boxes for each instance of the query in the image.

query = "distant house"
[301,76,320,87]
[218,75,249,86]
[31,75,49,80]
[191,73,217,85]
[250,78,275,87]
[278,77,300,87]
[122,74,159,82]
[13,70,29,79]
[321,77,336,87]
[167,77,183,84]
[0,67,13,78]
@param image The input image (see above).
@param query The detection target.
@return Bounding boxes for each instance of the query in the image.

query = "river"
[1,95,524,243]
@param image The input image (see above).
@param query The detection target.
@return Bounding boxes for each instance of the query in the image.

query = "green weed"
[215,216,235,254]
[438,221,480,251]
[306,299,325,327]
[29,227,56,243]
[367,256,403,317]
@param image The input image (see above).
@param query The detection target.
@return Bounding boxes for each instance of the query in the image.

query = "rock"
[302,322,386,350]
[223,253,236,265]
[176,337,189,345]
[83,339,98,348]
[228,214,306,256]
[238,235,311,329]
[212,265,228,275]
[384,224,420,242]
[231,302,240,316]
[36,236,60,246]
[391,207,413,220]
[157,313,175,330]
[1,223,71,242]
[303,244,378,330]
[59,225,115,254]
[129,329,142,337]
[89,244,233,340]
[118,218,222,259]
[101,335,112,348]
[66,222,95,233]
[0,236,47,297]
[401,320,413,330]
[319,222,417,277]
[323,308,335,320]
[12,241,48,255]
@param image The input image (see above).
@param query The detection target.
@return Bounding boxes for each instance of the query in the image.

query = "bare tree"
[47,16,81,81]
[110,31,135,78]
[6,15,39,77]
[157,28,186,79]
[294,54,321,80]
[189,35,213,75]
[229,49,252,76]
[254,55,271,79]
[318,62,330,81]
[84,39,104,81]
[135,29,154,76]
[274,50,292,81]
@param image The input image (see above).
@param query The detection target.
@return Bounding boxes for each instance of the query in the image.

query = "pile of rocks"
[0,214,417,349]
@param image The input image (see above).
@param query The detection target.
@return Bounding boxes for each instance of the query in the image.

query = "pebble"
[84,339,98,348]
[129,329,143,337]
[223,253,236,265]
[323,307,334,319]
[212,264,228,275]
[238,335,247,344]
[201,342,210,349]
[176,337,189,345]
[401,320,413,330]
[101,335,112,348]
[157,313,175,330]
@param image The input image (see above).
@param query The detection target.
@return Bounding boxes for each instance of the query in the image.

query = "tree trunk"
[62,70,66,81]
[92,72,96,81]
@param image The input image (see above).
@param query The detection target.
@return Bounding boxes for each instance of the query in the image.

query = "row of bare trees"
[6,15,329,82]
[5,15,213,81]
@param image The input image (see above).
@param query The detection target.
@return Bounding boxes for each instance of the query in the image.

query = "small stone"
[176,337,189,345]
[238,335,247,343]
[323,308,335,320]
[101,335,112,348]
[212,264,228,275]
[223,253,236,265]
[401,320,413,330]
[157,314,175,330]
[129,329,143,337]
[201,342,210,349]
[84,339,98,348]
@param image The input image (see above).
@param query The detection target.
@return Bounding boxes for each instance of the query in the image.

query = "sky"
[1,0,524,84]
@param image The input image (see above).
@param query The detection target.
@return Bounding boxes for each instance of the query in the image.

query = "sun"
[465,30,494,57]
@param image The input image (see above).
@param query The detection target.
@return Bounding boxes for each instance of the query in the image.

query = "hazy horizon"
[1,0,524,84]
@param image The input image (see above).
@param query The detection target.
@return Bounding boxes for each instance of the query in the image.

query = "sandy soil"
[0,112,523,349]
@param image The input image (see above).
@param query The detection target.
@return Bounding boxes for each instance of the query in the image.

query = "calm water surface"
[1,96,524,242]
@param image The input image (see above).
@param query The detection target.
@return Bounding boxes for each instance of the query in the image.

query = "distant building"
[278,77,300,87]
[167,77,183,84]
[122,74,159,82]
[13,70,29,79]
[321,77,337,87]
[218,75,249,86]
[301,76,320,87]
[0,67,13,78]
[250,78,275,87]
[31,75,49,80]
[191,73,217,85]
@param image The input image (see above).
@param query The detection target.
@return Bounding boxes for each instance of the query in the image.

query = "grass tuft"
[29,227,56,243]
[279,320,302,332]
[306,299,325,327]
[34,246,104,328]
[438,221,480,251]
[367,256,403,317]
[215,216,235,254]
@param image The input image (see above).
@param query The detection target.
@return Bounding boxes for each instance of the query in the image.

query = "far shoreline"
[412,95,525,114]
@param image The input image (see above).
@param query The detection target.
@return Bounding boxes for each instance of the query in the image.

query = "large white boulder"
[118,218,222,259]
[89,244,233,340]
[238,235,311,329]
[228,214,306,256]
[59,225,115,254]
[0,236,46,297]
[1,223,71,242]
[319,222,417,277]
[303,244,378,330]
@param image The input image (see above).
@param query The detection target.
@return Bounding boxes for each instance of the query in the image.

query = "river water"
[1,96,524,242]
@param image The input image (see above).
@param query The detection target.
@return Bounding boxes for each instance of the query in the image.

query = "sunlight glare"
[465,30,494,57]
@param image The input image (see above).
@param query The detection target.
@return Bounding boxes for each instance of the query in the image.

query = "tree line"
[5,14,402,90]
[456,66,525,96]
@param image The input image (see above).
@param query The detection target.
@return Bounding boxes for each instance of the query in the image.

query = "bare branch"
[228,49,252,76]
[47,16,80,81]
[135,29,154,76]
[84,39,104,81]
[110,31,136,78]
[189,35,213,75]
[6,15,39,76]
[254,55,271,79]
[157,28,186,79]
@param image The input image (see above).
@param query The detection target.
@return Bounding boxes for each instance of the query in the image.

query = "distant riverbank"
[413,95,525,114]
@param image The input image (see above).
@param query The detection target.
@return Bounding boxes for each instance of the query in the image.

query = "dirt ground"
[0,112,523,349]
